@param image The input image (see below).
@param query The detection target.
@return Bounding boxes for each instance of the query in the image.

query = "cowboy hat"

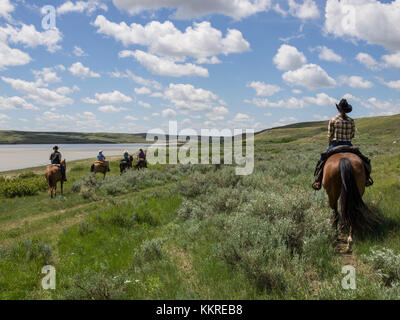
[336,98,352,114]
[53,146,59,150]
[98,150,103,153]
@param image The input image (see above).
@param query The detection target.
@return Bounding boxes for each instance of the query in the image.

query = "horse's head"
[61,159,66,167]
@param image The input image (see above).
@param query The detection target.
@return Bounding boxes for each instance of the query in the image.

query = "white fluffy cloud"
[134,87,152,95]
[314,46,343,63]
[33,66,64,86]
[0,113,10,121]
[382,52,400,68]
[247,96,308,109]
[57,1,107,16]
[163,83,226,113]
[83,90,132,104]
[303,93,336,107]
[98,105,126,113]
[162,108,177,118]
[247,81,282,96]
[233,113,253,122]
[138,101,151,109]
[111,0,272,20]
[325,0,400,51]
[73,46,87,57]
[247,92,336,109]
[120,50,209,77]
[0,23,62,52]
[273,44,307,71]
[69,62,100,78]
[0,37,31,69]
[0,0,14,20]
[110,69,163,90]
[0,95,39,110]
[94,17,250,60]
[340,75,373,89]
[361,97,400,115]
[356,52,380,70]
[381,79,400,91]
[1,76,74,107]
[287,0,320,20]
[282,64,336,90]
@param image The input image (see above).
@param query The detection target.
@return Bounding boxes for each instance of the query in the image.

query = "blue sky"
[0,0,399,133]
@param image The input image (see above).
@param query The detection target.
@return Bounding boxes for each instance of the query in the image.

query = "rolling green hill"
[0,130,148,144]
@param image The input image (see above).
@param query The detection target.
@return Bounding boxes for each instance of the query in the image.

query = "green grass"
[0,114,399,299]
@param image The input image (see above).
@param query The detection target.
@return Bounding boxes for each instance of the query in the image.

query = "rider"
[312,99,373,190]
[138,148,146,160]
[123,150,130,162]
[50,146,66,181]
[137,148,147,167]
[97,150,106,161]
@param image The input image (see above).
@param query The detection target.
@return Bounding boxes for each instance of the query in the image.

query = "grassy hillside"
[0,130,148,144]
[0,114,399,300]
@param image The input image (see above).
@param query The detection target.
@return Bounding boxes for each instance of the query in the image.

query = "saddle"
[94,160,108,166]
[320,145,363,160]
[315,145,371,177]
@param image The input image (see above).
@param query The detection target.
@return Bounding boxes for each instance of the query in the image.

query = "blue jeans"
[326,141,352,152]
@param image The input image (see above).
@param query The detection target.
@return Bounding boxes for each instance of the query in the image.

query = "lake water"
[0,144,154,172]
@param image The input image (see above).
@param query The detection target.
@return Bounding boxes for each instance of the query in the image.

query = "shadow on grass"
[356,202,400,243]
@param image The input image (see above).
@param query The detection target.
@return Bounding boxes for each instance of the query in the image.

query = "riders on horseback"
[50,146,67,182]
[312,99,373,190]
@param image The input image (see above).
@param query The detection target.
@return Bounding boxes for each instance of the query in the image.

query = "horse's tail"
[339,158,380,235]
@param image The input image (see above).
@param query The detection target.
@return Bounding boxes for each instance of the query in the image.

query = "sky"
[0,0,399,134]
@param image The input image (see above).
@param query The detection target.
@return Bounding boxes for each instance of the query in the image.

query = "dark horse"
[134,158,147,170]
[120,155,133,174]
[323,153,381,252]
[45,160,66,198]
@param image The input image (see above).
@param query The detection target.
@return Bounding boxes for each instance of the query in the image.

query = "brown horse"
[45,160,66,198]
[323,153,380,252]
[91,161,109,179]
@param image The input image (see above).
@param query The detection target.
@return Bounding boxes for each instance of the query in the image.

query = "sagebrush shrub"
[140,238,167,260]
[364,248,400,287]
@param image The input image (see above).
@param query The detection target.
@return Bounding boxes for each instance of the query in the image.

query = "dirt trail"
[335,234,376,280]
[168,247,210,299]
[0,202,95,232]
[0,182,175,247]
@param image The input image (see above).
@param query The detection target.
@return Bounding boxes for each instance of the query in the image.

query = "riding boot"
[312,158,325,190]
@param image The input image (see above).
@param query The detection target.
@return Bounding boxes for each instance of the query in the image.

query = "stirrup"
[366,177,373,187]
[312,182,322,190]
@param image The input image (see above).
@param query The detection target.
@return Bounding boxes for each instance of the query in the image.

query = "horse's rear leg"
[347,226,353,253]
[331,207,339,235]
[60,181,63,195]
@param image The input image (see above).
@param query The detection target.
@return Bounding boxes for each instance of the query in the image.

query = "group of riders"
[48,98,373,191]
[49,147,147,182]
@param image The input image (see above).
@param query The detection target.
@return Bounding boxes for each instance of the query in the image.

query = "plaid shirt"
[328,114,355,142]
